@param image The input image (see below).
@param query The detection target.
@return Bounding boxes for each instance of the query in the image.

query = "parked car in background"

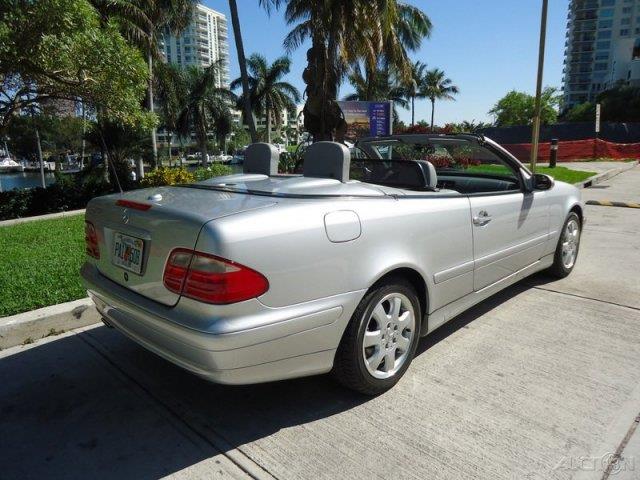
[82,135,583,394]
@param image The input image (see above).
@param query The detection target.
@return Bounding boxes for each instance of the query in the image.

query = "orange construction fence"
[501,138,640,162]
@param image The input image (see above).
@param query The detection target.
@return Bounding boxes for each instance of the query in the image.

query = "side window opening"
[355,139,521,194]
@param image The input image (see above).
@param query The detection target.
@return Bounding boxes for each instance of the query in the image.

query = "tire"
[547,212,581,278]
[333,278,422,395]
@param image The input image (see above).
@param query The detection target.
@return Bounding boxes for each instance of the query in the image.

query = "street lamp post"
[530,0,549,173]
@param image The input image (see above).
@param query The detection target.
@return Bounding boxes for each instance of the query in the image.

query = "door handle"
[473,210,492,226]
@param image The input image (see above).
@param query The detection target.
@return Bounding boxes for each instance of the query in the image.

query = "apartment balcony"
[570,0,598,12]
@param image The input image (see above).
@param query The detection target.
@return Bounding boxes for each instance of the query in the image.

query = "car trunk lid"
[86,186,276,306]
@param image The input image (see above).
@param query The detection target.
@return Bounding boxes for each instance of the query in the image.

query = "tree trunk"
[411,96,415,126]
[147,52,159,168]
[266,107,271,144]
[35,128,45,188]
[430,99,435,132]
[167,132,172,166]
[229,0,257,143]
[199,130,208,167]
[136,158,144,179]
[80,100,86,169]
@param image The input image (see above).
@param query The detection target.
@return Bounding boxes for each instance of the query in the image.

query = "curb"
[0,298,99,350]
[586,200,640,209]
[0,209,85,228]
[574,160,638,189]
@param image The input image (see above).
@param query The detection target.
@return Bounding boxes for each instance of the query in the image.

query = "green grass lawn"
[0,215,86,317]
[466,165,596,184]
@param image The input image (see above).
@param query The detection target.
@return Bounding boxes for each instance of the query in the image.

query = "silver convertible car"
[82,134,583,394]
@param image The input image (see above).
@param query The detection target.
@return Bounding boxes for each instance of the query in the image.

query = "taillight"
[85,221,100,259]
[163,249,269,304]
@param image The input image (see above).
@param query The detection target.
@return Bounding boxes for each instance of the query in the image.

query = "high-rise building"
[563,0,640,110]
[160,4,230,87]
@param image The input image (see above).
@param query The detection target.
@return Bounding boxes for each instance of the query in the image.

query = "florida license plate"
[112,233,144,274]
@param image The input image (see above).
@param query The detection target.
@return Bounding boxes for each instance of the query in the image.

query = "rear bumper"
[81,263,364,384]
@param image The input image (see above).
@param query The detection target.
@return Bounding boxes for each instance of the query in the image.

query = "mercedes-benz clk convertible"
[82,134,583,394]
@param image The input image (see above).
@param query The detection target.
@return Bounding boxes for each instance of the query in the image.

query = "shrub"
[140,166,194,187]
[278,151,297,173]
[193,164,233,181]
[0,167,122,220]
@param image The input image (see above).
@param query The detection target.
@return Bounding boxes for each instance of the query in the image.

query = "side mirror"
[533,173,554,191]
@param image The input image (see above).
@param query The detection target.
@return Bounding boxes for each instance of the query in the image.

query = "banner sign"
[338,101,393,141]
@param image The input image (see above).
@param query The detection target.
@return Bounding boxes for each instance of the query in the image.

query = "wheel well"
[372,268,428,320]
[570,204,583,225]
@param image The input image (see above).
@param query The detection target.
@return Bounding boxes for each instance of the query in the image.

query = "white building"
[233,105,304,144]
[563,0,640,109]
[160,4,230,87]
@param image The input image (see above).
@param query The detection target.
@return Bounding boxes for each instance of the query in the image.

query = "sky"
[204,0,569,126]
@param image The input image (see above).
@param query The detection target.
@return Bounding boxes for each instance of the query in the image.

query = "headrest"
[243,143,279,175]
[415,160,438,190]
[303,142,350,183]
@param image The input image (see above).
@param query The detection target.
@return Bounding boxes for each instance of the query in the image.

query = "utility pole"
[529,0,549,173]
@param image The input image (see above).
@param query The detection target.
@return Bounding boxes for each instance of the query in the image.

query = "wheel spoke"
[366,348,384,371]
[390,297,401,321]
[397,310,413,329]
[364,330,382,348]
[361,292,417,379]
[395,333,410,352]
[383,348,397,372]
[372,304,388,325]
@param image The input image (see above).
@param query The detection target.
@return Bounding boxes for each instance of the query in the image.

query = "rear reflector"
[116,199,152,211]
[163,249,269,304]
[85,221,100,259]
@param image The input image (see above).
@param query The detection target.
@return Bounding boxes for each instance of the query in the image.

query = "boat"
[0,157,25,172]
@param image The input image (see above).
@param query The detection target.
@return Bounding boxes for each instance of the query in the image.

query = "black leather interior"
[350,159,437,190]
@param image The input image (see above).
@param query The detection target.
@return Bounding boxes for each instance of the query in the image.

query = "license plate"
[112,233,144,274]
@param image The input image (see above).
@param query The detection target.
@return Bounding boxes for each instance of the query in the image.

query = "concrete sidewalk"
[1,168,639,479]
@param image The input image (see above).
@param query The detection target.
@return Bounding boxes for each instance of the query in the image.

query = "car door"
[466,146,550,291]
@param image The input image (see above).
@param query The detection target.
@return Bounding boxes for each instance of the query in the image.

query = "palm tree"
[263,0,431,141]
[344,66,408,121]
[405,61,428,126]
[91,0,196,166]
[155,62,188,165]
[177,64,236,165]
[229,0,258,143]
[422,68,459,131]
[230,54,301,144]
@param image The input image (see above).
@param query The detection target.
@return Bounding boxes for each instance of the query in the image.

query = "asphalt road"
[1,167,639,480]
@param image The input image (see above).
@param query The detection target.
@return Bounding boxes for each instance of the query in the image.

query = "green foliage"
[231,54,301,142]
[489,87,560,127]
[0,170,117,220]
[177,64,236,160]
[0,215,86,316]
[193,164,233,180]
[344,65,408,122]
[467,164,596,184]
[5,114,86,160]
[562,102,596,123]
[228,125,251,152]
[140,166,194,187]
[263,1,431,140]
[596,85,640,122]
[0,0,154,128]
[278,151,298,173]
